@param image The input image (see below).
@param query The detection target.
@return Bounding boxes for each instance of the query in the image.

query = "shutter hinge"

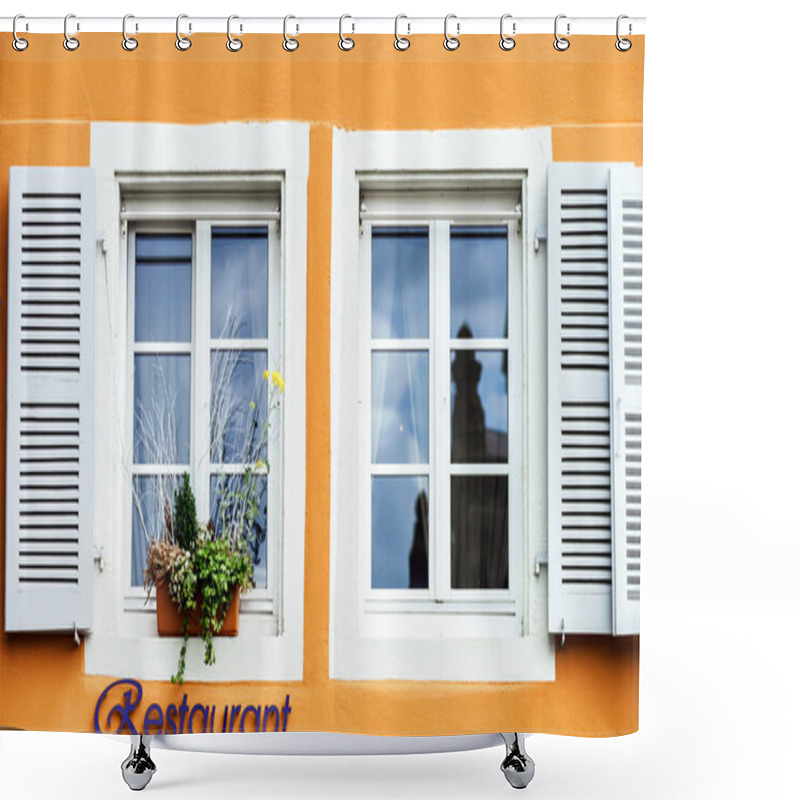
[560,618,566,649]
[74,622,81,647]
[534,227,547,252]
[93,545,105,572]
[534,551,548,577]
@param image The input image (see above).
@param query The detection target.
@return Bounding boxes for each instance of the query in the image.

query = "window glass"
[450,226,507,339]
[131,474,182,587]
[210,349,269,464]
[372,228,429,339]
[134,234,192,343]
[372,475,429,589]
[133,354,191,465]
[371,351,429,464]
[210,474,268,589]
[211,227,269,339]
[450,350,508,464]
[450,475,509,589]
[367,218,514,597]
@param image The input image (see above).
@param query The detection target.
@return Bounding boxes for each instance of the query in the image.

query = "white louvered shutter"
[5,167,95,633]
[547,163,615,635]
[609,165,643,636]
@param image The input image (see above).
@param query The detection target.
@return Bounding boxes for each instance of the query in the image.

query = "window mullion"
[432,220,451,602]
[194,221,212,520]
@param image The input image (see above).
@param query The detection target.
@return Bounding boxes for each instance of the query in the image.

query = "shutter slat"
[609,166,643,636]
[549,162,642,638]
[548,163,614,636]
[5,167,94,634]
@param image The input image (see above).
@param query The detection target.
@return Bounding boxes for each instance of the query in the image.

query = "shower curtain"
[0,19,643,740]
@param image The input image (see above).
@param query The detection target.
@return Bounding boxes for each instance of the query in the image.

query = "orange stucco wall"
[0,33,642,736]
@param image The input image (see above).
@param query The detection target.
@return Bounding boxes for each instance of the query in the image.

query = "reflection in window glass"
[210,350,269,464]
[135,234,192,343]
[450,227,508,339]
[133,355,191,465]
[371,351,429,464]
[211,227,269,339]
[450,349,508,464]
[372,476,429,589]
[451,475,508,589]
[210,474,268,588]
[372,228,429,339]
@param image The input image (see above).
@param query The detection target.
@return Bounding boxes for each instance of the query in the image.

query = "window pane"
[131,474,181,587]
[450,226,508,339]
[372,351,428,464]
[372,476,429,589]
[135,234,192,343]
[451,475,508,589]
[372,228,429,339]
[211,227,268,339]
[210,349,269,464]
[451,350,508,463]
[133,355,191,465]
[210,474,268,589]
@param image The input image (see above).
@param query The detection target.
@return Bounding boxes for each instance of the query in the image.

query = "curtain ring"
[63,13,80,51]
[394,15,410,51]
[499,14,515,51]
[553,14,570,51]
[615,14,632,51]
[176,14,191,51]
[122,14,138,51]
[443,14,460,51]
[283,15,299,52]
[227,15,243,51]
[339,14,355,51]
[12,14,29,51]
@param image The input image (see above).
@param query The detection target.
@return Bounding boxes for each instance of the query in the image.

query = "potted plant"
[140,368,285,684]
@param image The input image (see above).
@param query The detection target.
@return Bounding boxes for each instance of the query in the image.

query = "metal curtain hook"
[63,13,80,51]
[339,14,355,51]
[283,15,299,51]
[394,14,410,51]
[176,14,192,51]
[12,14,29,51]
[227,15,243,51]
[444,13,460,51]
[122,14,138,51]
[553,14,570,51]
[499,13,515,51]
[616,14,632,51]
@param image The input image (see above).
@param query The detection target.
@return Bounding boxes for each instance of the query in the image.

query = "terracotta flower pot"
[156,581,239,637]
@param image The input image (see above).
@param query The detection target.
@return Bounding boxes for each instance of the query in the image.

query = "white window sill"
[85,627,297,683]
[331,634,556,682]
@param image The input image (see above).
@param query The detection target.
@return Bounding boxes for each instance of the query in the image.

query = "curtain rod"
[1,16,646,37]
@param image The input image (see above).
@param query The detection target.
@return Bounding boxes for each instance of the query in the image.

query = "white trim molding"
[330,127,556,682]
[85,122,308,681]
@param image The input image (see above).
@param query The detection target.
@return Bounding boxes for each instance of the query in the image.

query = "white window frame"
[330,128,556,681]
[124,213,282,615]
[360,194,522,624]
[85,122,307,681]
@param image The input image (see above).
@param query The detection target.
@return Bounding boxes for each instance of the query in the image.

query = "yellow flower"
[271,370,285,393]
[256,459,265,470]
[249,401,256,410]
[262,369,270,381]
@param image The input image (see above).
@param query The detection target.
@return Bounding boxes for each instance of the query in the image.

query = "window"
[330,128,555,682]
[127,214,281,608]
[80,122,308,681]
[364,198,522,611]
